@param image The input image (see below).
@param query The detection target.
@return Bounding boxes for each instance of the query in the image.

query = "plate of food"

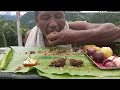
[82,45,120,69]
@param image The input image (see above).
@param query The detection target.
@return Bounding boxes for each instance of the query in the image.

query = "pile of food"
[47,31,59,44]
[83,45,120,69]
[49,58,84,67]
[42,48,71,56]
[15,58,40,71]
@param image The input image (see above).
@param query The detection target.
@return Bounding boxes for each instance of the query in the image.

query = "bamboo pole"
[16,11,23,46]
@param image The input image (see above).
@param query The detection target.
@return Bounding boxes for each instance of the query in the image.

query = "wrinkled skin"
[47,21,120,47]
[36,11,65,37]
[34,11,66,47]
[46,29,77,46]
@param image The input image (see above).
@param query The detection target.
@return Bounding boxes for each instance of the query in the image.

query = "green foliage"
[0,17,29,47]
[20,12,35,29]
[0,33,6,47]
[20,11,120,28]
[3,20,18,46]
[0,19,18,47]
[65,12,120,25]
[88,13,120,25]
[65,13,79,21]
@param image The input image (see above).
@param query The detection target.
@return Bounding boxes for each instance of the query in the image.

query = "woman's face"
[36,11,66,36]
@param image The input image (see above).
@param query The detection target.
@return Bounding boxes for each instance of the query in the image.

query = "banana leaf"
[34,54,120,77]
[0,47,13,70]
[0,54,4,61]
[1,46,45,72]
[36,69,120,79]
[2,46,120,79]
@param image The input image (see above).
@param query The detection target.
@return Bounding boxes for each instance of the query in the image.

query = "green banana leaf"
[1,46,45,72]
[0,54,4,61]
[34,54,120,77]
[1,46,120,79]
[0,47,13,70]
[36,69,120,79]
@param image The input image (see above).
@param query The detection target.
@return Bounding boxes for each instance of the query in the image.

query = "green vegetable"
[0,47,13,70]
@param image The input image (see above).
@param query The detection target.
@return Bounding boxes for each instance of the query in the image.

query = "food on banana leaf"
[83,45,120,69]
[73,48,80,52]
[101,47,113,58]
[83,45,97,53]
[92,51,105,63]
[15,66,23,71]
[4,46,120,78]
[42,49,51,55]
[102,56,116,66]
[86,48,96,56]
[15,58,40,71]
[49,58,67,67]
[42,48,70,56]
[0,47,13,70]
[69,59,84,67]
[107,56,116,61]
[25,51,36,54]
[113,57,120,67]
[104,61,116,67]
[23,58,40,67]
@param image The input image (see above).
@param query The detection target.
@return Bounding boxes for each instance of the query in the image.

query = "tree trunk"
[16,11,23,46]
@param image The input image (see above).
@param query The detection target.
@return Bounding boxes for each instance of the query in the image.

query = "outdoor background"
[0,11,120,47]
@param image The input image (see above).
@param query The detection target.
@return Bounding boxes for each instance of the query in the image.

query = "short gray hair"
[34,11,65,20]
